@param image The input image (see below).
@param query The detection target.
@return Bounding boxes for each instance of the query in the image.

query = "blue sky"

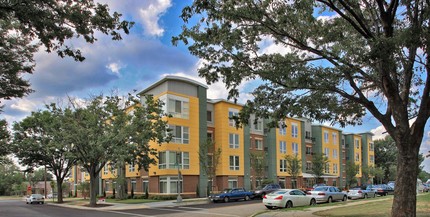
[1,0,429,172]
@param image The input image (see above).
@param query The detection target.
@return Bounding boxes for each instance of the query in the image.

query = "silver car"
[347,186,376,199]
[307,186,347,203]
[26,194,45,204]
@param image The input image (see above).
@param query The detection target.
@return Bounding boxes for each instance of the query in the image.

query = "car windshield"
[314,186,329,191]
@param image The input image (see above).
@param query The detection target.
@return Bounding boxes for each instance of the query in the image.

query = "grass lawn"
[314,193,430,217]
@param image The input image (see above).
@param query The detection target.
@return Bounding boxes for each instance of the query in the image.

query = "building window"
[207,132,213,142]
[160,95,189,119]
[143,180,149,192]
[306,147,312,155]
[333,163,338,174]
[280,141,287,154]
[128,162,135,172]
[324,148,330,157]
[103,164,109,175]
[280,159,287,172]
[306,161,312,171]
[131,180,136,191]
[355,153,360,162]
[254,119,263,132]
[228,109,239,127]
[355,139,360,149]
[159,176,182,194]
[229,133,239,149]
[332,133,338,144]
[207,110,213,122]
[255,139,263,150]
[325,163,330,173]
[105,181,109,191]
[169,125,189,144]
[305,131,311,139]
[333,149,338,159]
[369,142,374,151]
[279,121,286,135]
[279,177,286,188]
[229,156,240,170]
[158,151,190,169]
[291,123,298,138]
[324,131,329,143]
[292,142,299,155]
[228,178,238,188]
[370,155,375,164]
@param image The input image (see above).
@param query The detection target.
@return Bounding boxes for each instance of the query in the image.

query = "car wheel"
[310,199,316,206]
[328,197,333,203]
[41,202,44,204]
[26,202,28,204]
[286,200,293,208]
[245,195,250,201]
[265,205,273,209]
[364,194,367,199]
[224,197,229,203]
[342,195,347,201]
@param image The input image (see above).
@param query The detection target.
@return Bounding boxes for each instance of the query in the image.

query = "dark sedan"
[372,184,394,196]
[209,188,254,202]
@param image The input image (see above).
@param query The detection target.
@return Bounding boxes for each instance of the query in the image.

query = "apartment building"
[70,76,375,197]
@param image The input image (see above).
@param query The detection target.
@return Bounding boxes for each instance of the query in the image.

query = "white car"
[347,186,376,199]
[263,189,316,209]
[26,194,45,204]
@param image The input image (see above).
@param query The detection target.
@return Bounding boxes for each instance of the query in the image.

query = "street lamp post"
[44,165,47,198]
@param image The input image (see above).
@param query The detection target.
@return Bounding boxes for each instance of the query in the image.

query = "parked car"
[307,186,347,203]
[347,186,376,199]
[372,184,394,196]
[209,188,253,203]
[423,183,429,192]
[417,179,425,193]
[253,183,281,198]
[387,181,395,189]
[263,189,317,209]
[25,194,44,204]
[304,183,327,192]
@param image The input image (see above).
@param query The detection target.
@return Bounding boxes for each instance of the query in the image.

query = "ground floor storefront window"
[160,176,182,194]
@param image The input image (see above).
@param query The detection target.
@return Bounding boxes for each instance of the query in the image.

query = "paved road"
[0,199,265,217]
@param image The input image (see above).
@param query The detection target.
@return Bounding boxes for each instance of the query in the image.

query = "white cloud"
[139,0,172,36]
[106,62,123,75]
[371,125,388,140]
[9,99,38,113]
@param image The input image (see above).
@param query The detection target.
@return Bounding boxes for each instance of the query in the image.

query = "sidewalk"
[47,197,210,211]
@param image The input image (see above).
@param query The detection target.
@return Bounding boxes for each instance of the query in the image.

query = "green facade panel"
[197,86,208,197]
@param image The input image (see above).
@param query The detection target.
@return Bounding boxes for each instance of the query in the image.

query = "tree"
[199,139,221,195]
[0,120,10,164]
[374,137,397,183]
[0,159,24,196]
[174,1,430,215]
[13,104,77,203]
[78,181,90,200]
[249,151,266,189]
[285,154,301,188]
[346,161,360,188]
[66,93,169,207]
[311,154,329,184]
[0,0,133,103]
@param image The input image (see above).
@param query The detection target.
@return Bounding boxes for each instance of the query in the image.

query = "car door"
[329,187,338,200]
[292,190,308,206]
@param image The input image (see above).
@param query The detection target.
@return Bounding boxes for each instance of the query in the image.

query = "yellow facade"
[353,135,362,177]
[213,101,244,176]
[148,91,201,177]
[276,118,303,176]
[321,126,341,176]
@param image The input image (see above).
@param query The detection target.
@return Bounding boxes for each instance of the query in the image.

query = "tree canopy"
[0,0,133,103]
[0,119,10,163]
[174,1,430,216]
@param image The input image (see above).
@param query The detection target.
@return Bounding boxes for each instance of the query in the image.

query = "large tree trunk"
[56,179,64,203]
[116,165,127,200]
[391,138,420,217]
[89,170,98,207]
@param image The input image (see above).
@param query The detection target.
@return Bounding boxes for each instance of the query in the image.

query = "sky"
[1,0,429,173]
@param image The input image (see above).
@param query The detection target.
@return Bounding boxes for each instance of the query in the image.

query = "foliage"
[77,181,90,200]
[418,171,430,183]
[66,93,169,206]
[285,154,301,188]
[345,161,360,188]
[311,154,329,183]
[199,139,221,195]
[174,2,430,216]
[27,168,53,182]
[0,0,133,103]
[0,159,24,196]
[0,120,10,163]
[249,151,266,187]
[13,104,76,203]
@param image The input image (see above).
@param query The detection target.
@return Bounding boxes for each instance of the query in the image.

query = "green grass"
[0,195,24,200]
[105,198,158,204]
[314,193,430,217]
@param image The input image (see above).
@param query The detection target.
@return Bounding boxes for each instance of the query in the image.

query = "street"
[0,199,265,217]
